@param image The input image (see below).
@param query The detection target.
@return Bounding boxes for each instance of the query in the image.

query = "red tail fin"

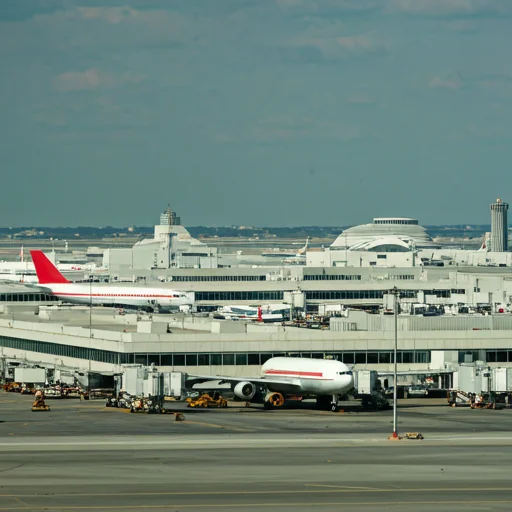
[30,250,70,284]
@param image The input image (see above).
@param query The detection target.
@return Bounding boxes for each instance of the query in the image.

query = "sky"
[1,0,512,227]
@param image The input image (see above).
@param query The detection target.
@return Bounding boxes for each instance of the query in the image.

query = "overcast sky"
[1,0,512,227]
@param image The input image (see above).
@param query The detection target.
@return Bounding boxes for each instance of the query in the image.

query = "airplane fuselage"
[43,283,193,309]
[261,357,353,395]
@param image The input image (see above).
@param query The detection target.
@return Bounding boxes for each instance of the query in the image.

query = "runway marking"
[1,500,512,510]
[3,432,512,447]
[0,487,511,498]
[305,484,381,490]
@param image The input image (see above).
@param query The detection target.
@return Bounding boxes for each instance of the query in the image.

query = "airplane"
[283,238,309,264]
[30,250,193,311]
[189,356,354,412]
[262,238,309,262]
[215,303,290,322]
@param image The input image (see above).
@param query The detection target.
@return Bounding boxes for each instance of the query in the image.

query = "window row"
[0,336,431,366]
[374,219,417,225]
[0,336,123,364]
[195,291,284,301]
[0,335,506,367]
[485,350,512,363]
[306,290,418,300]
[170,276,266,282]
[0,293,57,302]
[135,351,432,366]
[423,289,466,298]
[425,290,452,298]
[304,275,362,281]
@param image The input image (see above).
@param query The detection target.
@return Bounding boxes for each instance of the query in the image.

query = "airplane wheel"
[331,403,339,413]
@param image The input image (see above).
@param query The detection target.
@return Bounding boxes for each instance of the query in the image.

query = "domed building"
[331,218,440,251]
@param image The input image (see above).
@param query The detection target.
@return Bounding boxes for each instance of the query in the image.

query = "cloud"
[275,0,303,6]
[54,68,146,92]
[478,73,512,98]
[0,1,65,21]
[274,0,382,15]
[284,21,388,62]
[479,73,512,87]
[76,6,139,24]
[428,72,463,90]
[0,5,199,54]
[388,0,512,17]
[336,35,386,55]
[217,115,363,143]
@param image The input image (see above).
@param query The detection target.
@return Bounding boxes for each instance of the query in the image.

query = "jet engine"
[264,391,285,408]
[233,381,256,400]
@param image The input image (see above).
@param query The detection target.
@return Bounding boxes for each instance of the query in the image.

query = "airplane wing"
[186,374,303,392]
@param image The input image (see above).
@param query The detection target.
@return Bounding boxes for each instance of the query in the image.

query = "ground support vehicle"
[186,393,228,408]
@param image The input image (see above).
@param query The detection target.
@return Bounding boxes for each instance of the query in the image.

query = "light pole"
[88,278,92,384]
[391,286,399,439]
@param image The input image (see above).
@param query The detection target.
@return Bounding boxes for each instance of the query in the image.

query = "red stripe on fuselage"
[53,292,180,298]
[264,369,324,377]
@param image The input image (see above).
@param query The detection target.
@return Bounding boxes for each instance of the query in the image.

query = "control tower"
[490,198,509,252]
[160,206,180,226]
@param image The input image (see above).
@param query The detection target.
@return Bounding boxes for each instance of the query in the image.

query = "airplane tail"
[296,238,309,257]
[479,232,491,251]
[30,250,70,285]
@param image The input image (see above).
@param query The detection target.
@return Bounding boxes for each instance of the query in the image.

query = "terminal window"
[0,336,440,367]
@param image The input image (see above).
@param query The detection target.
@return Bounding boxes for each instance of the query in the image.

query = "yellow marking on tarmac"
[1,500,512,510]
[11,495,32,510]
[103,408,132,414]
[1,487,511,498]
[183,420,253,432]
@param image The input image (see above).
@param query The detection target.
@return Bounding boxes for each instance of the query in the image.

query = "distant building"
[330,218,440,251]
[103,206,218,274]
[490,198,508,252]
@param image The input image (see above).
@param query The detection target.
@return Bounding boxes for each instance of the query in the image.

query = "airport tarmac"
[1,392,512,511]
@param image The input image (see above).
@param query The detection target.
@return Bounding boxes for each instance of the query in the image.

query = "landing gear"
[316,395,331,410]
[316,394,340,412]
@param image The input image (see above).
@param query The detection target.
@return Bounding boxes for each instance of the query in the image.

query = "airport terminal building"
[2,205,512,382]
[2,303,512,386]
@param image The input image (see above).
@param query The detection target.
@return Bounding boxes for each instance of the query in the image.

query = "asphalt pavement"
[1,393,512,511]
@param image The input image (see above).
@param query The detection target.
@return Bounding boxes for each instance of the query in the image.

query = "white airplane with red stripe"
[30,250,193,311]
[191,357,354,412]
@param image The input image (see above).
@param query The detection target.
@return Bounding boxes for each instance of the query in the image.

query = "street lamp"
[88,278,92,384]
[390,286,399,439]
